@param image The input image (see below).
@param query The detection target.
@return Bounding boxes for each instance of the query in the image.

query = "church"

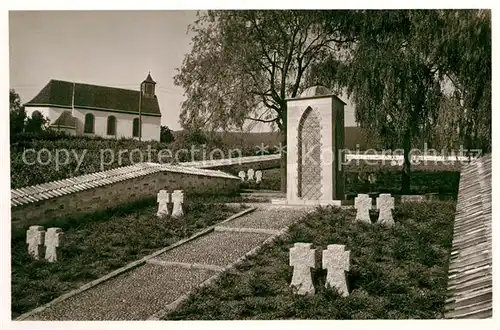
[24,73,162,141]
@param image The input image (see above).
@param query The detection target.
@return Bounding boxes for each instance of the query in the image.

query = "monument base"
[271,199,342,207]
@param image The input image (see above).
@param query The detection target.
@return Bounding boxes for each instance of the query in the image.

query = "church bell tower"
[141,72,156,98]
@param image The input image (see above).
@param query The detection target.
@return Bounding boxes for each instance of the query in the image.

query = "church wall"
[72,107,161,141]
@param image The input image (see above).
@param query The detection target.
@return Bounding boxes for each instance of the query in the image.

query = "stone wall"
[11,164,239,234]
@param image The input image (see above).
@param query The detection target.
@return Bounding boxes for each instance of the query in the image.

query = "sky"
[9,10,357,131]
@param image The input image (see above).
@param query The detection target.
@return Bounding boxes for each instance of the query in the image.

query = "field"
[11,193,247,318]
[166,201,456,320]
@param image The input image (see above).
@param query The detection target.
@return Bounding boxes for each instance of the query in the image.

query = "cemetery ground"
[165,201,456,320]
[11,192,251,318]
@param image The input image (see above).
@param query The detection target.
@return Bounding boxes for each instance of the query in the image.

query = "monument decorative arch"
[297,107,322,199]
[283,85,346,206]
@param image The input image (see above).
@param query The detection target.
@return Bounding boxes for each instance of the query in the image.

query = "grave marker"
[156,190,171,217]
[322,244,350,296]
[238,171,246,181]
[376,193,395,226]
[45,227,64,262]
[289,242,316,295]
[172,190,184,218]
[354,194,372,223]
[255,170,262,184]
[27,225,45,260]
[247,168,255,181]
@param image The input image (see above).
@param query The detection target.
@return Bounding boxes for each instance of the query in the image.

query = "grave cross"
[322,244,350,296]
[156,190,171,217]
[238,171,246,181]
[376,193,395,226]
[289,242,316,295]
[354,194,372,223]
[26,225,45,260]
[255,170,263,184]
[247,168,255,181]
[171,190,184,218]
[45,227,64,262]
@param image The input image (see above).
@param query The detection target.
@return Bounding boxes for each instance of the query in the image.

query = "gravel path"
[24,264,216,320]
[218,208,309,230]
[156,231,270,266]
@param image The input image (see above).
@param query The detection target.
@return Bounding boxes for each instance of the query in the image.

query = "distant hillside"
[174,127,374,150]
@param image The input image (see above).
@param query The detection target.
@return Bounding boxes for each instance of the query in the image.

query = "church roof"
[25,79,161,117]
[50,111,77,128]
[143,73,156,84]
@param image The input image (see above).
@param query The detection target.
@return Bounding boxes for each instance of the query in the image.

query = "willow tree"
[174,10,352,191]
[311,10,443,193]
[311,9,491,193]
[415,10,491,153]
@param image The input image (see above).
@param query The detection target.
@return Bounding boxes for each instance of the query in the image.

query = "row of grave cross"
[238,169,262,183]
[27,226,64,262]
[354,193,395,226]
[290,243,350,296]
[157,189,184,218]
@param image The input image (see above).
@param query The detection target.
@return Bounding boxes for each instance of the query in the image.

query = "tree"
[24,111,48,134]
[311,10,490,193]
[10,89,26,137]
[311,10,445,193]
[175,10,353,191]
[160,125,175,143]
[413,10,491,153]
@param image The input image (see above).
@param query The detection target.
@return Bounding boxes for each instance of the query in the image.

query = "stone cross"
[255,170,263,184]
[156,190,171,217]
[247,168,255,181]
[322,244,350,297]
[376,193,395,226]
[26,225,45,260]
[171,190,184,218]
[45,227,64,262]
[289,242,316,295]
[354,194,372,223]
[238,171,246,181]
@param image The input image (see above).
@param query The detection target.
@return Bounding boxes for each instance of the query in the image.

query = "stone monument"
[171,190,184,218]
[27,225,45,260]
[354,194,372,223]
[322,244,350,296]
[247,168,255,181]
[255,170,263,184]
[284,85,345,206]
[376,193,395,226]
[289,242,316,295]
[238,171,246,181]
[45,227,64,262]
[156,190,171,217]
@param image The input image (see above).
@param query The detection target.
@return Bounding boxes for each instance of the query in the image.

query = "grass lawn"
[166,201,456,320]
[11,193,247,318]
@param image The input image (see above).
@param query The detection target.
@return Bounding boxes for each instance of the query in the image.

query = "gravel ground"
[219,208,308,230]
[23,264,216,321]
[157,231,270,266]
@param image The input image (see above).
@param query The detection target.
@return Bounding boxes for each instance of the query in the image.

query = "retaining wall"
[11,163,239,233]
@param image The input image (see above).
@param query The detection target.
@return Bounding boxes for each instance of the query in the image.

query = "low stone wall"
[180,155,281,174]
[11,164,239,234]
